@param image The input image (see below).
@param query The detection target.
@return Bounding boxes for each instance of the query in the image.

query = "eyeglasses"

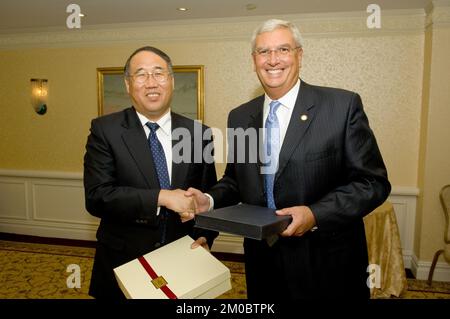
[129,69,171,84]
[253,46,300,58]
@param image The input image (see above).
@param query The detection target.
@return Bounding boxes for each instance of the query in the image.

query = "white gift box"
[113,235,231,299]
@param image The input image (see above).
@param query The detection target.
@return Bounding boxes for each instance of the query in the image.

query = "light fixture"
[177,7,188,11]
[30,79,48,115]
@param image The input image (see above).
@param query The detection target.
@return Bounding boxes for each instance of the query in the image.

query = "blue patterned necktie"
[264,100,281,209]
[146,122,171,244]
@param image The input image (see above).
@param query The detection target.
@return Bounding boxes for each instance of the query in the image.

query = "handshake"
[158,187,209,222]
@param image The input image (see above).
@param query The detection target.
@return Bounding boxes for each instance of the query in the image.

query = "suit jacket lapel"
[121,108,159,188]
[275,81,316,183]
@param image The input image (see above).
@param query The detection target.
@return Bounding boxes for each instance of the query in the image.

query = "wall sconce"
[30,79,48,115]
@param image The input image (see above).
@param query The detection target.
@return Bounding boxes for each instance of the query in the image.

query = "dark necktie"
[264,100,281,209]
[146,122,171,244]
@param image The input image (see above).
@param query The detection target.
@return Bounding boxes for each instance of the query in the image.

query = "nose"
[267,50,279,64]
[144,74,158,87]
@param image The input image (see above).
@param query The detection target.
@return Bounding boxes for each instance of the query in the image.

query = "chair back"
[439,184,450,244]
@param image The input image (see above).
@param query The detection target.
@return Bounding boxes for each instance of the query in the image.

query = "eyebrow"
[133,66,165,73]
[256,43,293,49]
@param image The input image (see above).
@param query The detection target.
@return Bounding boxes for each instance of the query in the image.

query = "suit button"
[154,242,161,248]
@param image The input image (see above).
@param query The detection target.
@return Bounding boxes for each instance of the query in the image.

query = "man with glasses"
[188,19,391,299]
[83,46,217,299]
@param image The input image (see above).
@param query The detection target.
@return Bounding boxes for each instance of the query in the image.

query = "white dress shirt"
[136,109,172,214]
[262,79,300,157]
[136,109,172,182]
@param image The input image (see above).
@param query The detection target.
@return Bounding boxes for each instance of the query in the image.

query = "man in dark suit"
[83,46,217,299]
[187,19,391,299]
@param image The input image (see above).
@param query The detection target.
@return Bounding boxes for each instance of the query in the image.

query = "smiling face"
[125,50,174,121]
[252,27,303,100]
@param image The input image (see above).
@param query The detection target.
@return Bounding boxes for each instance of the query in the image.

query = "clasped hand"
[158,189,195,218]
[158,188,209,222]
[158,189,210,251]
[158,187,210,223]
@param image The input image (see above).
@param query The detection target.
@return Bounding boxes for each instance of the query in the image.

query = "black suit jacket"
[208,80,391,298]
[83,107,217,299]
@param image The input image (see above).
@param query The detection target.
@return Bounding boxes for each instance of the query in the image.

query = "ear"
[124,77,130,94]
[297,48,303,69]
[252,54,257,72]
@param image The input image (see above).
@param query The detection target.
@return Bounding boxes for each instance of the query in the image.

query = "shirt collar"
[265,78,301,110]
[135,109,172,136]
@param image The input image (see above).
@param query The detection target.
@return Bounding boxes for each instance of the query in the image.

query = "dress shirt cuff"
[204,193,214,212]
[156,206,161,216]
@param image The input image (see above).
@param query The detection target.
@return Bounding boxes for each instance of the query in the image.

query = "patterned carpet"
[0,240,449,299]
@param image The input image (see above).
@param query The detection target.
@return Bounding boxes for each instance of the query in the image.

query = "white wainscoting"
[0,169,435,276]
[0,170,99,240]
[388,186,419,269]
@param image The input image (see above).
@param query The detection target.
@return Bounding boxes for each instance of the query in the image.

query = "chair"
[427,184,450,285]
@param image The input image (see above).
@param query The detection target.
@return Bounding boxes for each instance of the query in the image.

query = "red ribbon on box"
[138,256,178,299]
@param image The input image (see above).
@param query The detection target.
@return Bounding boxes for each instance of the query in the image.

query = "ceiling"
[0,0,430,33]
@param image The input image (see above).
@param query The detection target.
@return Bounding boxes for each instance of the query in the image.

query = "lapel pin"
[300,114,308,121]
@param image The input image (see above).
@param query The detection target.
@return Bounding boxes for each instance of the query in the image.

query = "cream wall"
[0,14,424,186]
[302,35,423,186]
[416,2,450,264]
[1,8,449,272]
[0,41,260,173]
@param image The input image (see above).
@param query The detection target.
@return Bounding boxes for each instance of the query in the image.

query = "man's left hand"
[190,236,210,251]
[276,206,317,237]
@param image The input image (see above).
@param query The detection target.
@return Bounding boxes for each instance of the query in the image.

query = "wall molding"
[0,170,98,241]
[388,186,419,269]
[0,10,426,49]
[0,169,82,179]
[411,252,450,282]
[426,0,450,28]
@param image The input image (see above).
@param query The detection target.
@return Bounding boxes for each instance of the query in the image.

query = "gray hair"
[251,19,303,52]
[124,46,173,77]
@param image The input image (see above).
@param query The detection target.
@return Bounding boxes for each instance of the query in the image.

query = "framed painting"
[97,65,204,121]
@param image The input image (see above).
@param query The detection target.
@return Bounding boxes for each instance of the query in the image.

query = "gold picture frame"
[97,65,204,121]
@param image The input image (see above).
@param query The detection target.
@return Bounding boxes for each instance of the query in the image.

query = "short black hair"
[124,46,173,76]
